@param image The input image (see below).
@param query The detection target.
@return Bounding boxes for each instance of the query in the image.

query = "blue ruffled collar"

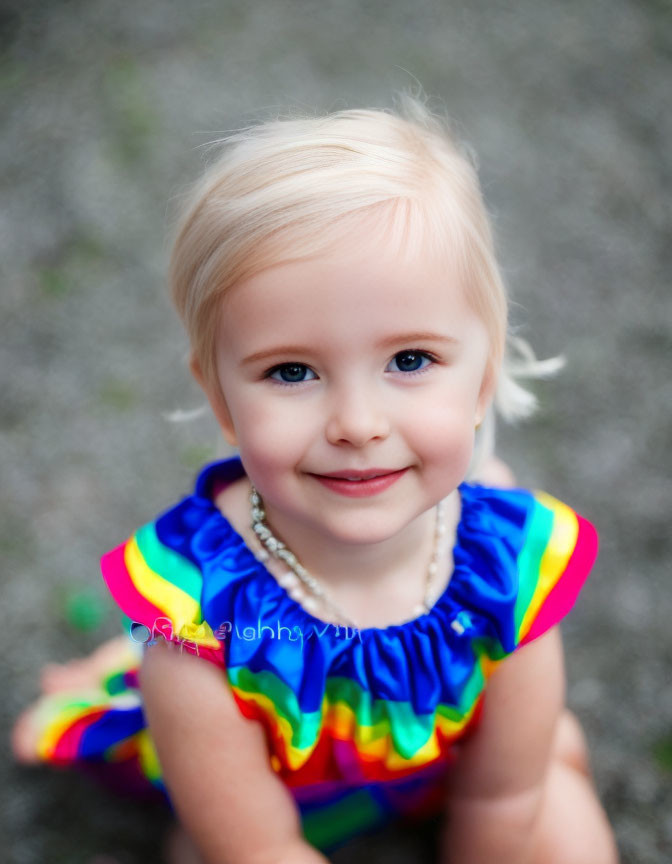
[189,455,523,642]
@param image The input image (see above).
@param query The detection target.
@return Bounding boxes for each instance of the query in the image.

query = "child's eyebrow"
[375,331,460,348]
[241,345,315,366]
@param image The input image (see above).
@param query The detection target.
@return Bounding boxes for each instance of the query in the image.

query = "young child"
[13,96,618,864]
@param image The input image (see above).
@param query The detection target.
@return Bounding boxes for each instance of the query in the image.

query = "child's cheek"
[239,397,314,446]
[231,401,307,475]
[417,407,477,484]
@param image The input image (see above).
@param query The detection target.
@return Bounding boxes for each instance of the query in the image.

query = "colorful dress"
[31,456,598,852]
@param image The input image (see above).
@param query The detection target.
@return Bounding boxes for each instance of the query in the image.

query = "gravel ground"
[2,1,671,862]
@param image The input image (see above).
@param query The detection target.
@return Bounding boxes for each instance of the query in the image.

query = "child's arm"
[139,639,329,864]
[440,625,566,864]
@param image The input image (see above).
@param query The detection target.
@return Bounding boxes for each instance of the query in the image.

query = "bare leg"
[551,709,593,779]
[12,635,140,863]
[40,634,136,693]
[531,711,619,864]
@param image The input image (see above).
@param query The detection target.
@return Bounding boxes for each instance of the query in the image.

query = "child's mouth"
[310,468,408,497]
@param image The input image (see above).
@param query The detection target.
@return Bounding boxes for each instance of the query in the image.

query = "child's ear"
[189,353,238,447]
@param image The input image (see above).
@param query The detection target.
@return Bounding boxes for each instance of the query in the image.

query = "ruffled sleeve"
[514,490,598,647]
[100,495,225,668]
[447,483,599,661]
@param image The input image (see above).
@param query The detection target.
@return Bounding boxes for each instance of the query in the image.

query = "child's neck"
[266,502,439,589]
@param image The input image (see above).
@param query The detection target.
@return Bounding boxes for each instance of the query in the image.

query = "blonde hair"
[169,95,561,472]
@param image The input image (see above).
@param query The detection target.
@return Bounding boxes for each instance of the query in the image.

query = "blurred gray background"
[2,1,671,862]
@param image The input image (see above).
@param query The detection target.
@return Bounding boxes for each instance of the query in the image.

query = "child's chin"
[316,514,417,547]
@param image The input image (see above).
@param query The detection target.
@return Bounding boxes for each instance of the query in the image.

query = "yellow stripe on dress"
[123,535,219,649]
[230,685,479,774]
[518,492,578,641]
[136,727,163,784]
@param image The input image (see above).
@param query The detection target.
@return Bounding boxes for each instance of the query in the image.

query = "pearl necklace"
[250,486,448,629]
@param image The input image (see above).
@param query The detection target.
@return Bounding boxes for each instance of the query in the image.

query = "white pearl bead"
[277,571,299,588]
[289,585,305,601]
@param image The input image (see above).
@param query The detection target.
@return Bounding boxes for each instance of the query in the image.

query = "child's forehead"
[218,230,479,348]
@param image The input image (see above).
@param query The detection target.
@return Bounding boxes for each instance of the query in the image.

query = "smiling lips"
[310,468,409,497]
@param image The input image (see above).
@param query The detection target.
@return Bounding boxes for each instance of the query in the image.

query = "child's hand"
[139,639,329,864]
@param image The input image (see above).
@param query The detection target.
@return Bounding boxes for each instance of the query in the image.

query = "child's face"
[205,218,494,548]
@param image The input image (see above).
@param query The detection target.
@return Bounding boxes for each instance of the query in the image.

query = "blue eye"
[268,363,317,384]
[387,351,434,373]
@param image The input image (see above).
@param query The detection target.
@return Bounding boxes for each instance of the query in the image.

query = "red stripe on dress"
[50,710,107,762]
[100,542,165,629]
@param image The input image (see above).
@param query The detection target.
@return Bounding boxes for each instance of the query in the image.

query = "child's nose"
[325,385,391,447]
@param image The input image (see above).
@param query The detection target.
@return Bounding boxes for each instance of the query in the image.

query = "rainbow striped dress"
[31,456,598,852]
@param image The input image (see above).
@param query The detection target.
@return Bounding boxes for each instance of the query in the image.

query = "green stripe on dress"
[230,660,490,760]
[301,787,386,850]
[134,522,203,602]
[229,666,323,750]
[513,499,554,637]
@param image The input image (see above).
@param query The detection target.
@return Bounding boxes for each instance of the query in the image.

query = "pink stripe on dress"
[520,514,598,646]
